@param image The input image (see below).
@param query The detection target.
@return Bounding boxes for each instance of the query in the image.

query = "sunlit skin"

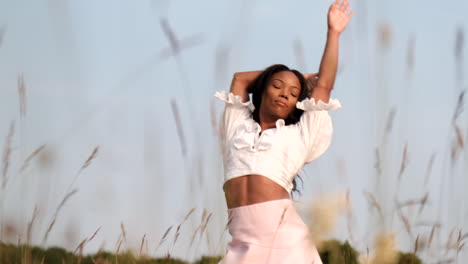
[224,0,353,209]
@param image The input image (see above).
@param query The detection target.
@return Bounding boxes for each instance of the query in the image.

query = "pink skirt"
[219,199,323,264]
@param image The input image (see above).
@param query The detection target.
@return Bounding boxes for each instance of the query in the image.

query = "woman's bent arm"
[229,71,263,103]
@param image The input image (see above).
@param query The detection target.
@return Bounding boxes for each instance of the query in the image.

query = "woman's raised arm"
[307,0,354,103]
[229,71,263,103]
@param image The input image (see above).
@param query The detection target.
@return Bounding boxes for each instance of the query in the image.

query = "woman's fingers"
[331,0,340,11]
[340,0,346,12]
[343,1,351,14]
[304,73,319,79]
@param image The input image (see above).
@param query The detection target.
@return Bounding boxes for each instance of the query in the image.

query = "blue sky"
[0,0,467,262]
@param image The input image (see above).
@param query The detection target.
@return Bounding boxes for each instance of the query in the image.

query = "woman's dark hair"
[246,64,310,197]
[248,64,309,125]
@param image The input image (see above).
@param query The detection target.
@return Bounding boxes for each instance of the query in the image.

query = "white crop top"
[214,90,341,193]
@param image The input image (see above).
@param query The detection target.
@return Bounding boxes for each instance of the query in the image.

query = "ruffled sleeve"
[296,97,341,163]
[214,91,254,141]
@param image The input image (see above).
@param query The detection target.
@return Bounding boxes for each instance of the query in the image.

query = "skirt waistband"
[226,198,310,248]
[227,198,292,212]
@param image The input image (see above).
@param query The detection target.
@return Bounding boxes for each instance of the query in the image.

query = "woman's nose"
[279,90,288,99]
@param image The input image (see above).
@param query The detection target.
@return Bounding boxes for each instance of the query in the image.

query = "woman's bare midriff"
[223,174,290,209]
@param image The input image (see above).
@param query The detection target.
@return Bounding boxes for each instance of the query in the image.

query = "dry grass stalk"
[158,33,205,60]
[155,225,173,254]
[396,192,429,216]
[277,206,288,228]
[455,26,464,59]
[192,212,213,256]
[446,228,456,254]
[414,234,419,254]
[373,148,382,176]
[414,220,441,227]
[182,208,195,223]
[116,236,123,264]
[406,34,415,74]
[225,211,233,231]
[424,152,436,185]
[450,123,464,163]
[413,234,429,254]
[363,191,383,220]
[189,225,202,248]
[158,15,205,59]
[458,243,465,255]
[266,206,289,262]
[461,232,468,242]
[80,146,99,171]
[452,90,465,122]
[189,210,212,250]
[378,23,393,52]
[454,125,464,149]
[172,208,196,248]
[345,190,356,243]
[88,226,101,242]
[0,25,6,46]
[17,73,26,117]
[398,143,408,182]
[210,99,218,137]
[385,108,396,134]
[173,225,181,247]
[159,18,180,53]
[395,203,412,238]
[75,237,87,264]
[170,99,187,157]
[26,205,39,244]
[360,247,370,264]
[428,224,439,249]
[63,146,99,196]
[139,233,146,257]
[418,193,429,215]
[450,143,458,164]
[20,144,46,172]
[73,227,101,260]
[1,121,15,189]
[199,212,212,239]
[201,209,207,224]
[120,222,127,249]
[43,188,78,243]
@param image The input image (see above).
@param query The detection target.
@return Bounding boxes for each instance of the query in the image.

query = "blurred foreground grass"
[0,239,421,264]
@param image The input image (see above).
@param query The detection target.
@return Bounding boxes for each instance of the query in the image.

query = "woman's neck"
[259,112,279,132]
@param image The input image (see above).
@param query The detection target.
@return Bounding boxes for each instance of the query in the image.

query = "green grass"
[0,240,422,264]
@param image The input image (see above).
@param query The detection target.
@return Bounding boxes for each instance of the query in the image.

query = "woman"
[215,0,353,263]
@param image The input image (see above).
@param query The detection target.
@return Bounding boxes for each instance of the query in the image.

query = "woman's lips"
[275,100,287,108]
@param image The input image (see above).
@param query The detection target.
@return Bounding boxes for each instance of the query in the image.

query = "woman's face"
[260,71,302,120]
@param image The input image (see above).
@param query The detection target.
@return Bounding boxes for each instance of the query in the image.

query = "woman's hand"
[303,73,319,97]
[230,71,263,102]
[328,0,354,34]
